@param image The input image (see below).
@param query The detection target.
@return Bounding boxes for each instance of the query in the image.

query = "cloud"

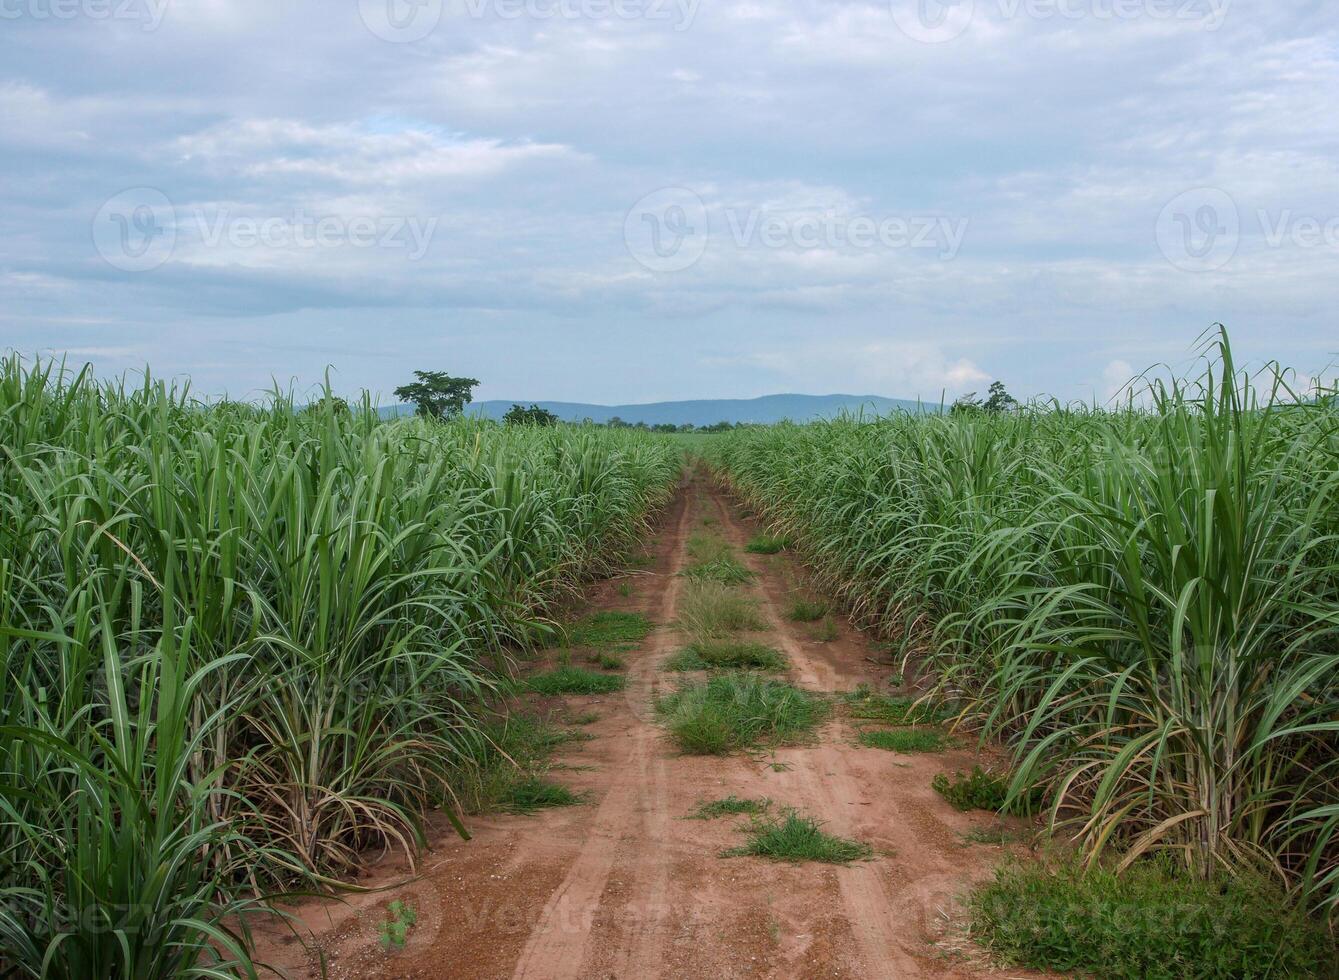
[2,0,1338,401]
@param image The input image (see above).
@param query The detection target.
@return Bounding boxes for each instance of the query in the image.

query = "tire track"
[510,478,693,980]
[707,489,927,977]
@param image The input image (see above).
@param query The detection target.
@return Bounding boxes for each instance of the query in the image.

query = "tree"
[393,370,480,419]
[503,403,559,426]
[952,381,1018,415]
[302,395,349,416]
[983,380,1019,414]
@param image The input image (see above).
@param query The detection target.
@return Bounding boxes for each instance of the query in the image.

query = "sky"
[1,0,1336,406]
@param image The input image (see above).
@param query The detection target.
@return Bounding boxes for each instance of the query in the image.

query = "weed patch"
[457,714,590,813]
[688,796,771,820]
[786,598,829,622]
[378,900,417,950]
[969,859,1335,979]
[744,534,789,554]
[566,611,653,648]
[664,640,787,672]
[528,666,626,695]
[843,687,941,725]
[677,581,765,637]
[858,727,947,752]
[656,673,826,754]
[932,766,1040,815]
[724,809,872,864]
[496,775,585,813]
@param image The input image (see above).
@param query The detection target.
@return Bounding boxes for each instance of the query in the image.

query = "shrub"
[970,859,1336,979]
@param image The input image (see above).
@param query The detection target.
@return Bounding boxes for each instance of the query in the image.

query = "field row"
[708,335,1339,924]
[0,356,682,976]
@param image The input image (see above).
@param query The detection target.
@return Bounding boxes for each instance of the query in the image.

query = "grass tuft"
[843,686,941,725]
[687,795,771,820]
[496,776,585,813]
[664,640,787,672]
[786,598,829,622]
[528,666,626,695]
[724,809,873,864]
[858,727,947,753]
[566,611,653,648]
[932,765,1040,814]
[745,534,789,554]
[677,580,766,637]
[656,673,826,754]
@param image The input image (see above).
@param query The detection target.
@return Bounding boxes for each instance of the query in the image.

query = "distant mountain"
[454,393,935,426]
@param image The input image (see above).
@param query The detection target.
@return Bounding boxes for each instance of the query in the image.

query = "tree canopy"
[503,403,560,426]
[393,370,480,419]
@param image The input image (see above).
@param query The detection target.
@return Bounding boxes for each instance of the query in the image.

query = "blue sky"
[2,0,1336,405]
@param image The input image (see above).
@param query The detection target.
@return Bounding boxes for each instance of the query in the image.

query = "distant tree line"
[388,366,1022,428]
[601,417,739,433]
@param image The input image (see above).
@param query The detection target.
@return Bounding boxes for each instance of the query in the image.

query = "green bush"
[970,860,1337,980]
[656,673,826,754]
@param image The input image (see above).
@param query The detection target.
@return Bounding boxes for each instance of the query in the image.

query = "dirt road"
[256,470,1033,979]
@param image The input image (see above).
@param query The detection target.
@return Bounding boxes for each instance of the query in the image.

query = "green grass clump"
[969,860,1336,980]
[745,534,789,554]
[932,766,1040,814]
[810,616,838,642]
[496,776,585,813]
[962,824,1023,845]
[858,727,947,752]
[528,666,626,695]
[682,534,752,583]
[664,640,787,672]
[656,673,826,754]
[458,714,591,812]
[677,580,766,637]
[566,611,653,648]
[843,687,942,725]
[588,651,626,670]
[682,557,753,584]
[786,598,829,622]
[687,795,771,819]
[724,809,872,864]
